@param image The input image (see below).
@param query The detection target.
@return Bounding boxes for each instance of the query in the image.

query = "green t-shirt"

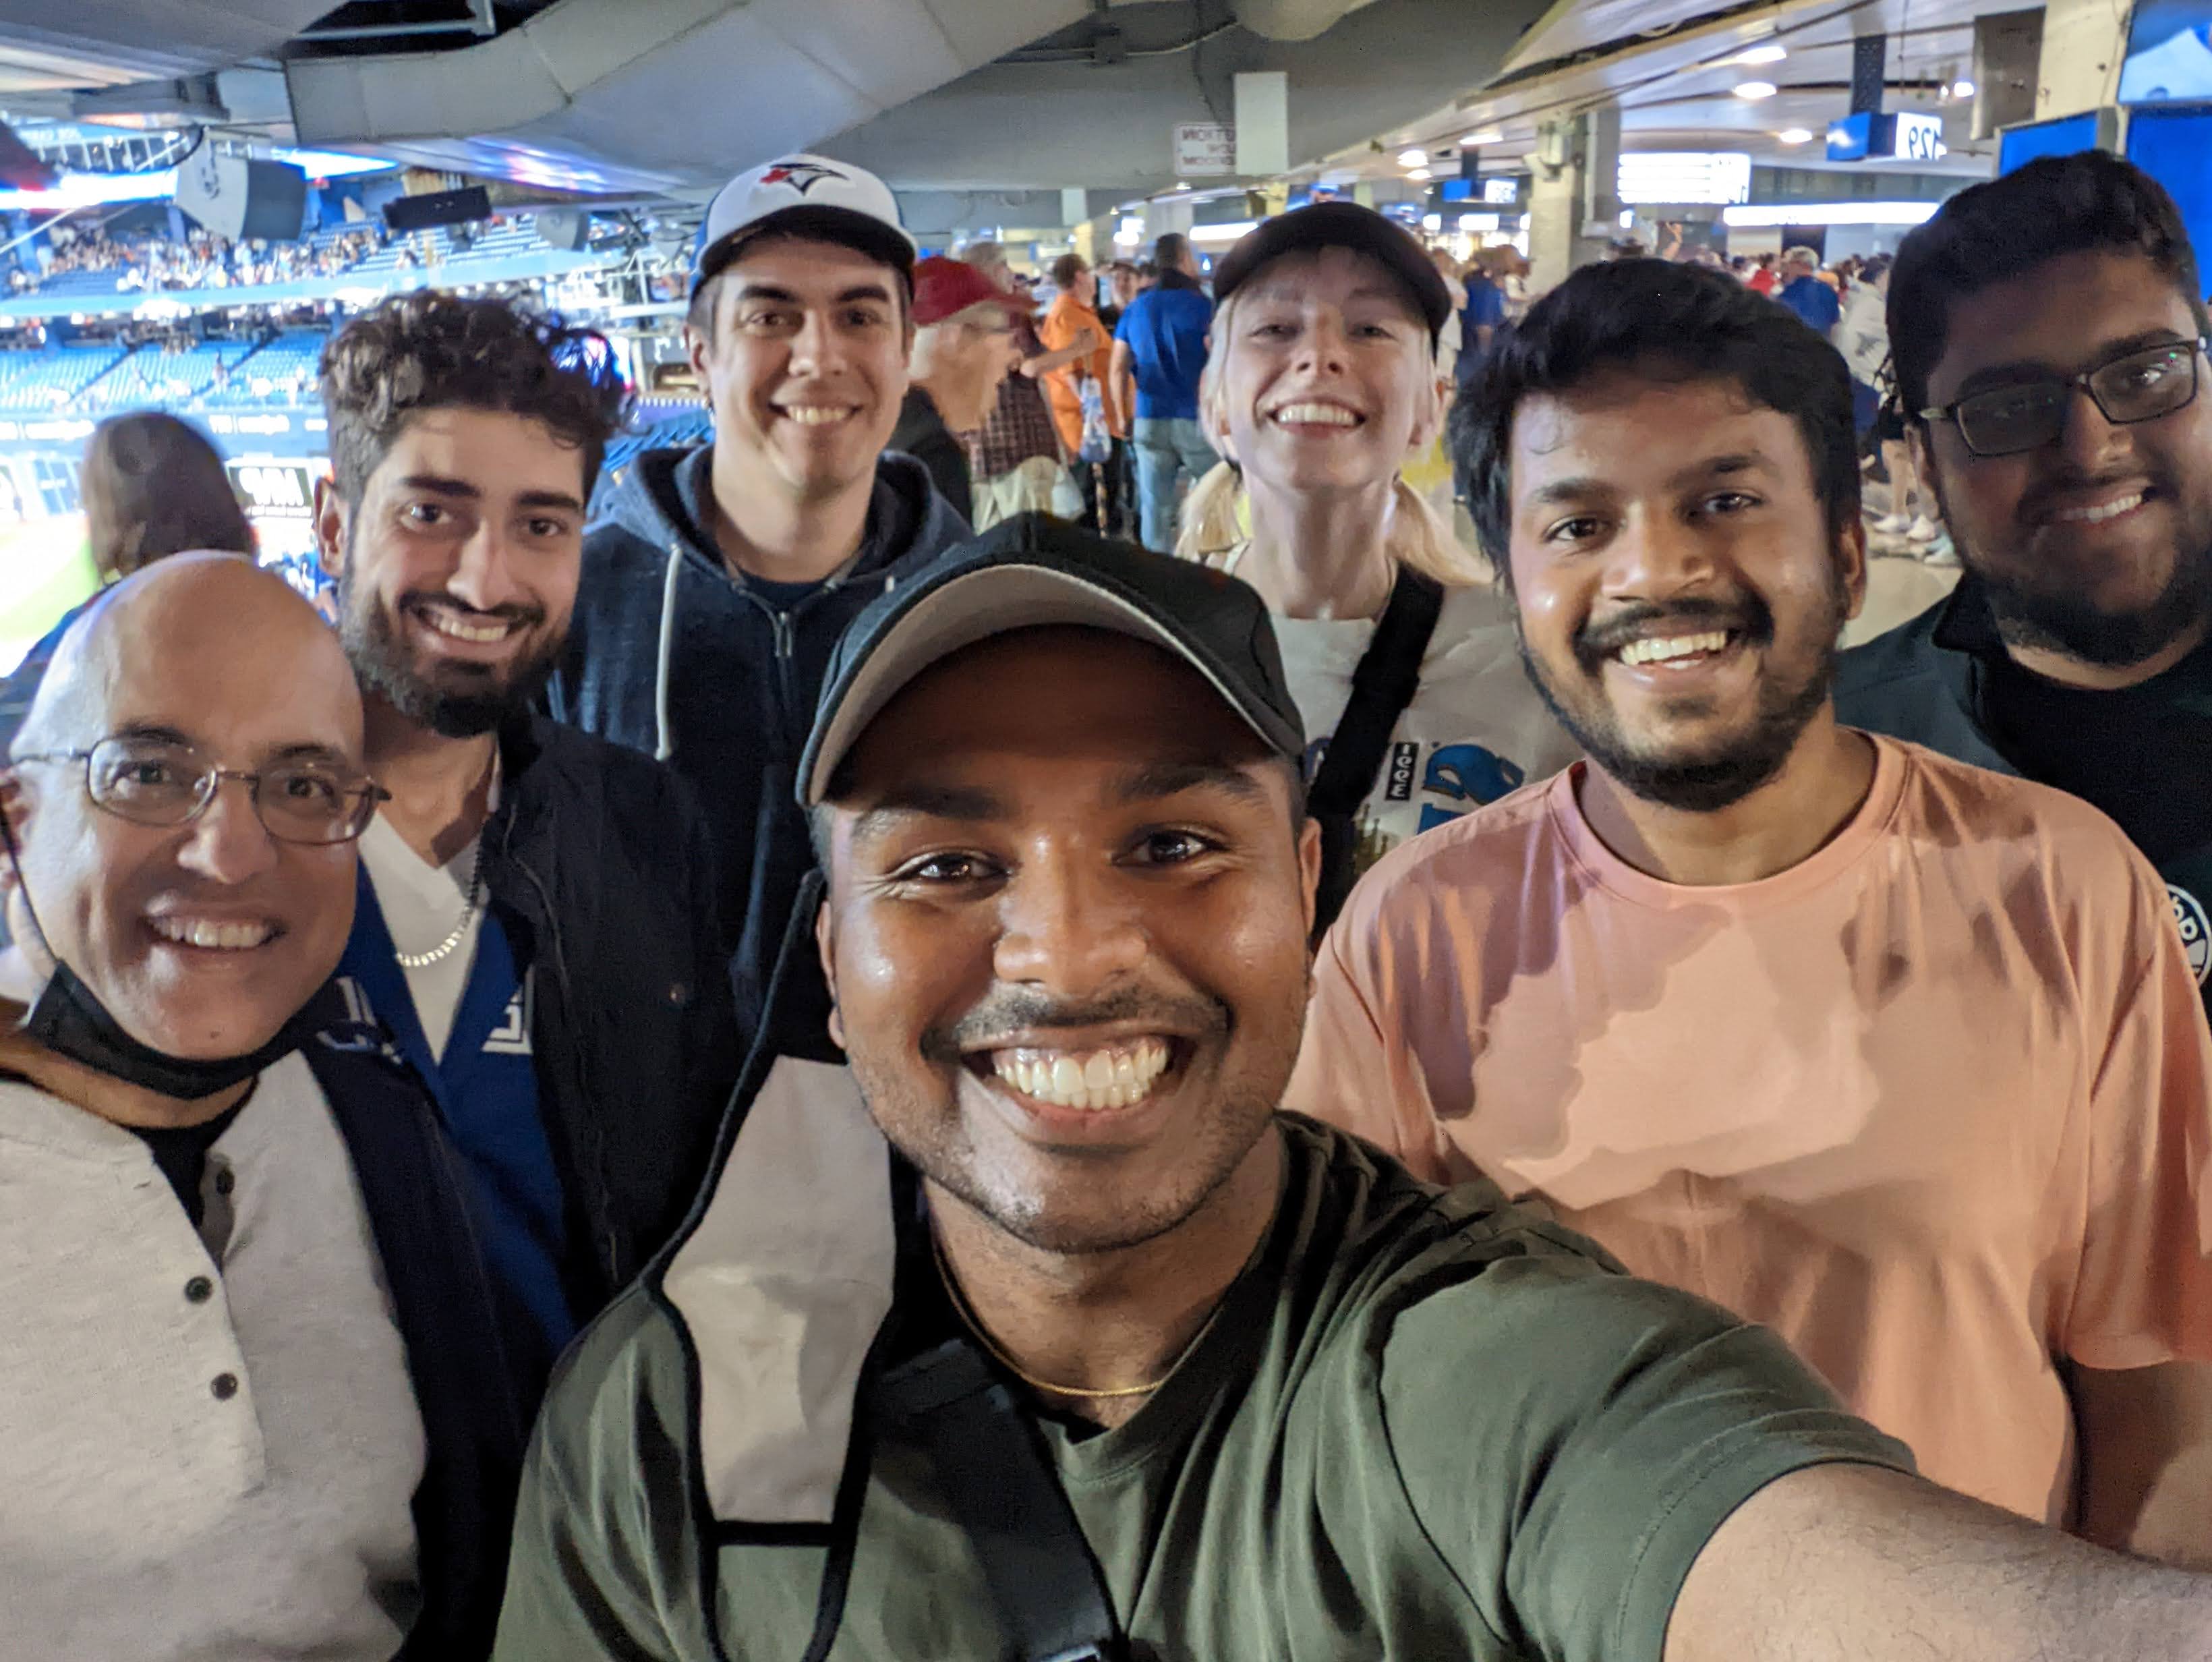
[498,1117,1910,1661]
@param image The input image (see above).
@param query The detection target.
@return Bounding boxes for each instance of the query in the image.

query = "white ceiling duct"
[284,0,1091,193]
[1231,0,1378,42]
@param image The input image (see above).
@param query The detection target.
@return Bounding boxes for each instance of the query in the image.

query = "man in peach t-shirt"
[1292,258,2212,1561]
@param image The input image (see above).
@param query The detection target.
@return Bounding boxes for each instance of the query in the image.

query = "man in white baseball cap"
[551,154,971,1038]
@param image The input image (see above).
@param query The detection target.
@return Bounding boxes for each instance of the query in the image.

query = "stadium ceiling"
[0,2,334,87]
[1312,0,2017,179]
[274,0,1440,197]
[820,0,1548,196]
[0,0,1534,208]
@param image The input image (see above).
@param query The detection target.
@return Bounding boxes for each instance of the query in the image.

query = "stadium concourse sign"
[1174,122,1236,177]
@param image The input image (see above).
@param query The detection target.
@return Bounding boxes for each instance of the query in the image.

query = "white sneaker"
[1905,515,1942,544]
[1921,534,1960,567]
[1871,511,1913,535]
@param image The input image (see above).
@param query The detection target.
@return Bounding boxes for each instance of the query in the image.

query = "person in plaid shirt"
[960,241,1097,527]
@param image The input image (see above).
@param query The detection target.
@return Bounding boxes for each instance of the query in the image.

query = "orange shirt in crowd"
[1288,735,2212,1524]
[1039,290,1114,457]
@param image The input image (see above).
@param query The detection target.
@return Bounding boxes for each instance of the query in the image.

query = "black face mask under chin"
[3,821,312,1100]
[20,958,312,1100]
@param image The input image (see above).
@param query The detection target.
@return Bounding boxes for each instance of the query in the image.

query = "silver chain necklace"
[393,839,486,969]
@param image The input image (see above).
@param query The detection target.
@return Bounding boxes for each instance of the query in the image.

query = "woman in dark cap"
[1176,203,1576,930]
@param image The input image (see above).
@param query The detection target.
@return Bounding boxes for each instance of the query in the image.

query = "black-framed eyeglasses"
[13,736,389,846]
[1919,337,2209,459]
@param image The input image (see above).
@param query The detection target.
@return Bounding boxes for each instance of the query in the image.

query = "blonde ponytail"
[1382,471,1493,586]
[1177,459,1247,568]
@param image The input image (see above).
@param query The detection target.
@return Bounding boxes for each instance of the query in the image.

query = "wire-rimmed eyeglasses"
[13,735,388,846]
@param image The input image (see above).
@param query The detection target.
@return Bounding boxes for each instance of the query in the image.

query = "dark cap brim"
[799,525,1304,807]
[694,204,917,295]
[1209,202,1452,341]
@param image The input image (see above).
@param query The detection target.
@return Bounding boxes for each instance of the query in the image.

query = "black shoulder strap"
[870,1338,1127,1662]
[1306,566,1445,937]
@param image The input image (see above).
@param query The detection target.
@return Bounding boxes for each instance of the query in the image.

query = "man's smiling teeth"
[1618,630,1732,666]
[782,405,856,426]
[990,1038,1171,1111]
[1271,402,1361,426]
[419,606,515,644]
[150,918,274,951]
[2052,492,2146,525]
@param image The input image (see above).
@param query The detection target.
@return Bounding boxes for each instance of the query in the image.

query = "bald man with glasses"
[0,555,529,1660]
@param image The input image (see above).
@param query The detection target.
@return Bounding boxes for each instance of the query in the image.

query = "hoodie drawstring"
[654,546,682,762]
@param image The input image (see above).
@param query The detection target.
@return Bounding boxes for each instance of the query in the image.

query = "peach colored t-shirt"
[1289,735,2212,1524]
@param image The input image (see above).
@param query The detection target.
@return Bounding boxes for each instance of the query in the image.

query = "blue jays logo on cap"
[759,160,844,196]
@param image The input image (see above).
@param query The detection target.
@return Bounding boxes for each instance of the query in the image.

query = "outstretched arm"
[2071,1360,2212,1568]
[1666,1462,2212,1662]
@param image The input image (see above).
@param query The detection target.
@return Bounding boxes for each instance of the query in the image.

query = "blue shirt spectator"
[1778,270,1840,335]
[1457,271,1509,385]
[1113,269,1213,420]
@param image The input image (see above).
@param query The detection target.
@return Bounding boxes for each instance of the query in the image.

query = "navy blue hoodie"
[549,445,970,1033]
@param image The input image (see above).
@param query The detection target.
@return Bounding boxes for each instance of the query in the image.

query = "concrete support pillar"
[2035,0,2127,119]
[1526,103,1622,295]
[1581,102,1622,244]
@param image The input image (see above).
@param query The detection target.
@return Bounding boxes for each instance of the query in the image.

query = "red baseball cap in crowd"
[911,256,1035,327]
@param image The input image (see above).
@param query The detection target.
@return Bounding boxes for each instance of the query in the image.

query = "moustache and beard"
[1519,566,1851,814]
[1973,464,2212,668]
[335,535,562,739]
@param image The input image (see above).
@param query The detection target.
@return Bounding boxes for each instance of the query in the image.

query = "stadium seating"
[0,344,125,414]
[345,216,560,278]
[591,407,712,517]
[32,269,128,299]
[0,327,334,418]
[200,331,328,407]
[92,342,254,409]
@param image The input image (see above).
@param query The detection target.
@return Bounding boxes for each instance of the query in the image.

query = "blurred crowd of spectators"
[8,224,388,295]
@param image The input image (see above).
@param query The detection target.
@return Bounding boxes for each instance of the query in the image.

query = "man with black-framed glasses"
[0,554,533,1659]
[1838,152,2212,1563]
[1840,154,2212,1031]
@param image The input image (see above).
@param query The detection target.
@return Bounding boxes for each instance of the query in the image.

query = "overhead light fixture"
[1421,212,1443,230]
[1407,167,1433,181]
[1734,81,1778,100]
[1175,180,1192,191]
[1777,127,1814,144]
[1397,148,1427,167]
[1736,43,1787,65]
[269,146,397,178]
[1952,78,1977,98]
[1722,200,1942,228]
[1188,220,1260,243]
[1461,129,1503,147]
[0,167,177,209]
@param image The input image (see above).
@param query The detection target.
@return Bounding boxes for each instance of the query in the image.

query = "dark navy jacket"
[302,978,537,1661]
[550,447,969,1035]
[475,714,740,1311]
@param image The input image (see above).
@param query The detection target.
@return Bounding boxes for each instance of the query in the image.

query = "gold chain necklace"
[931,1230,1227,1402]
